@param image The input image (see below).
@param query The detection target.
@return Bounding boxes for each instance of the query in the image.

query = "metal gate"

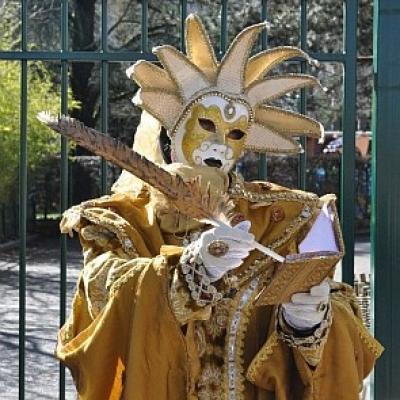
[2,0,393,399]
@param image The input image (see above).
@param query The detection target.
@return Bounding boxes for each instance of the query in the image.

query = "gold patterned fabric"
[57,174,383,400]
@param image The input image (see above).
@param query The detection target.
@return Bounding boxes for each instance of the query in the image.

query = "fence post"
[0,204,5,239]
[372,0,400,397]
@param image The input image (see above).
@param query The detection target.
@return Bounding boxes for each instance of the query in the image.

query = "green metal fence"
[372,0,400,397]
[0,0,368,398]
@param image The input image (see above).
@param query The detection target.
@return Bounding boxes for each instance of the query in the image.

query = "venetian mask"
[172,95,251,172]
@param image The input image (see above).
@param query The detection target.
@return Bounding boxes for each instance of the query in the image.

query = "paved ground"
[0,238,81,399]
[0,237,372,399]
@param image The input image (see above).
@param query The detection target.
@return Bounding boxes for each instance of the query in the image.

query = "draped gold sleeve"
[57,252,189,400]
[59,191,168,318]
[246,284,383,400]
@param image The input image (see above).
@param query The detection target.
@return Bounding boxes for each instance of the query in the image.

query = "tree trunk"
[70,0,98,130]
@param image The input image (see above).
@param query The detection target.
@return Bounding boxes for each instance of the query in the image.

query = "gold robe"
[57,179,383,400]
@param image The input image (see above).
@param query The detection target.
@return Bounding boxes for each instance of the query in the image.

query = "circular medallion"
[271,205,285,223]
[224,102,236,120]
[207,240,230,257]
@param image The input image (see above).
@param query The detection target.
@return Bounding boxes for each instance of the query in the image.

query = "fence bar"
[0,50,154,62]
[220,0,228,53]
[372,0,400,397]
[18,1,28,398]
[0,50,345,63]
[141,0,148,53]
[100,0,108,194]
[1,204,5,238]
[298,0,307,190]
[59,62,68,400]
[340,0,358,284]
[180,0,188,51]
[257,0,268,180]
[59,0,69,398]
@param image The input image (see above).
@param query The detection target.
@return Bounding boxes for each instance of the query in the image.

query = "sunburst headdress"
[126,14,323,163]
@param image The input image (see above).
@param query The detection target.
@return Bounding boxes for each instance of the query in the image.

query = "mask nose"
[207,143,229,158]
[208,133,225,145]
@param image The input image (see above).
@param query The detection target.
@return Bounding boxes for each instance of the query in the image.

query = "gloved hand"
[198,221,256,282]
[281,279,330,331]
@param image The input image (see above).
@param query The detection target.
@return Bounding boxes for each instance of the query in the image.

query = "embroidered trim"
[61,196,140,259]
[180,242,223,306]
[170,90,255,152]
[223,276,266,399]
[259,256,340,306]
[329,200,346,255]
[229,184,319,204]
[285,251,343,262]
[169,268,212,325]
[246,332,279,384]
[81,208,139,258]
[60,196,112,236]
[226,257,272,290]
[82,255,111,319]
[275,303,332,349]
[109,257,155,297]
[355,318,384,358]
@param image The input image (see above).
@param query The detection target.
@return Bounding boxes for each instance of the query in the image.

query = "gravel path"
[0,238,82,399]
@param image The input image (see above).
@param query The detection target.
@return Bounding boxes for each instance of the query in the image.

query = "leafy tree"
[0,13,77,204]
[2,0,373,142]
[0,60,56,203]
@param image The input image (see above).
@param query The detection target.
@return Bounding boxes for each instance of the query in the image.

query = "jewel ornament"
[207,240,230,257]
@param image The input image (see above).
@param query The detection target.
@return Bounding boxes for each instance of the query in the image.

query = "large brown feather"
[37,112,234,224]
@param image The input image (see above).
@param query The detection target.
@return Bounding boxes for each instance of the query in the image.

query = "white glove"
[282,279,330,331]
[198,221,256,282]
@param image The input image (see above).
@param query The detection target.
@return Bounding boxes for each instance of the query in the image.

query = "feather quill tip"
[37,111,59,125]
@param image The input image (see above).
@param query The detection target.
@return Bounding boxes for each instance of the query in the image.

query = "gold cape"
[57,178,383,400]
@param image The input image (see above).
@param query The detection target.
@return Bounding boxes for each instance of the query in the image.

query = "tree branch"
[107,0,135,37]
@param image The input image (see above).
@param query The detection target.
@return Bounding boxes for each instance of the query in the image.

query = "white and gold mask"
[174,94,250,172]
[126,14,324,172]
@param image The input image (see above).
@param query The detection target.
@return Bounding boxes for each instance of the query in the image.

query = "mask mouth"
[204,157,223,168]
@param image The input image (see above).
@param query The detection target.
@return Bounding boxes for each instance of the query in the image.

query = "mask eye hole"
[227,129,246,140]
[198,118,216,133]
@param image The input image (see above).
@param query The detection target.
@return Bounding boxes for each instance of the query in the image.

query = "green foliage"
[0,33,77,203]
[0,60,55,202]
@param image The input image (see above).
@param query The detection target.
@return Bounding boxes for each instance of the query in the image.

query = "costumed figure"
[39,15,383,400]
